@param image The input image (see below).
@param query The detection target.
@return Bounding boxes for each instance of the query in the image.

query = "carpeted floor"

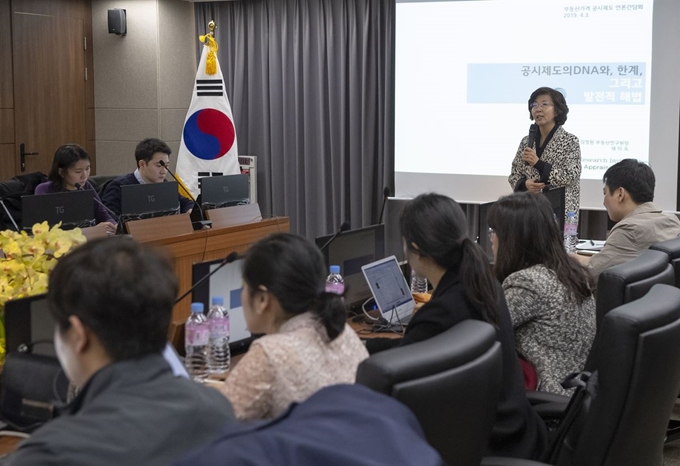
[664,402,680,465]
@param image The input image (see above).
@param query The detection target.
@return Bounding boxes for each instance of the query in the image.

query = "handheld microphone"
[158,161,211,229]
[319,222,351,252]
[527,124,539,149]
[175,251,242,305]
[378,186,391,224]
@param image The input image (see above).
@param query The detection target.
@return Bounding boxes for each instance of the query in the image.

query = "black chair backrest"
[595,248,673,329]
[650,236,680,288]
[356,320,502,466]
[554,284,680,466]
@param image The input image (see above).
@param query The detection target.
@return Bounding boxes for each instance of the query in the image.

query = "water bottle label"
[564,224,578,236]
[325,283,345,295]
[186,324,209,346]
[210,319,229,339]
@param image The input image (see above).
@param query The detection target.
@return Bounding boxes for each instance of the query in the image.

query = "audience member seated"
[574,158,680,279]
[34,144,116,235]
[488,192,596,396]
[176,384,446,466]
[3,238,235,466]
[219,233,369,420]
[101,138,193,216]
[366,193,547,460]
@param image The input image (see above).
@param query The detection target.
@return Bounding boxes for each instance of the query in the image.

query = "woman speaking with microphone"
[508,87,582,219]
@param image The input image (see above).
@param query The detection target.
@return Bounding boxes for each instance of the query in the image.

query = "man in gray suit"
[575,159,680,279]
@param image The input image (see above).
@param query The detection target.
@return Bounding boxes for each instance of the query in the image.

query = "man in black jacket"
[4,237,234,466]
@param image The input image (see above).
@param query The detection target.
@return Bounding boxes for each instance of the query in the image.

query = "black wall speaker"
[107,9,127,35]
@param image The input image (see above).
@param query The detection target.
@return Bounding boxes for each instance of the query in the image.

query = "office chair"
[650,236,680,288]
[483,284,680,466]
[356,320,503,466]
[595,248,673,329]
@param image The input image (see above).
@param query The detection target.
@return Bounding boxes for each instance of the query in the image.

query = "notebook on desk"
[362,255,415,325]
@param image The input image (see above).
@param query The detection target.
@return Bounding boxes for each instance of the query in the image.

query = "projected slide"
[395,0,653,182]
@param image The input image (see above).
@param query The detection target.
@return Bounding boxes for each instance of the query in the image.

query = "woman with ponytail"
[219,233,368,420]
[368,193,547,460]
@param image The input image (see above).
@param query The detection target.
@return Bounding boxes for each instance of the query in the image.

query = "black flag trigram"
[197,79,223,97]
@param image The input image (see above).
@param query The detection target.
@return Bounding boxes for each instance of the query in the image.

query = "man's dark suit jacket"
[175,384,446,466]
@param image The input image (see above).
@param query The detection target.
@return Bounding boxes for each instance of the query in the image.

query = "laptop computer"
[200,174,250,209]
[22,190,96,231]
[120,182,180,221]
[191,256,255,354]
[361,255,416,325]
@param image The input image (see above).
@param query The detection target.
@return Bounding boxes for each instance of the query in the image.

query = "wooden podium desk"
[125,213,290,323]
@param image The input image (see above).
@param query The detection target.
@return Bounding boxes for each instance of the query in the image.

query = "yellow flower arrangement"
[0,222,86,363]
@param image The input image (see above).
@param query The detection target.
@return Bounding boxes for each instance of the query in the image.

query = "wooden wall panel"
[0,0,13,109]
[0,144,15,182]
[0,109,13,143]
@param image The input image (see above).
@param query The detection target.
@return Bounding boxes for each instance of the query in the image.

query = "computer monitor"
[200,174,250,209]
[384,197,410,263]
[543,186,566,234]
[22,190,96,231]
[120,182,180,223]
[315,224,386,309]
[191,257,255,354]
[5,293,189,378]
[362,255,415,324]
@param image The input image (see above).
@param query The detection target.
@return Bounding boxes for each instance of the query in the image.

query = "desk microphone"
[75,183,122,234]
[378,186,391,224]
[175,251,242,305]
[158,161,211,229]
[319,222,351,252]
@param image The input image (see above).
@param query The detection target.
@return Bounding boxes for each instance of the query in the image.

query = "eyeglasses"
[530,102,554,109]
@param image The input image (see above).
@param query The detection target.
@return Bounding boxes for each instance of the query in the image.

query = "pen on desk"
[590,240,595,246]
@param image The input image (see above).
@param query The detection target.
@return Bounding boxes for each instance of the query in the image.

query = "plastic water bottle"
[564,211,579,254]
[410,269,428,294]
[325,265,345,295]
[207,296,231,373]
[185,302,209,380]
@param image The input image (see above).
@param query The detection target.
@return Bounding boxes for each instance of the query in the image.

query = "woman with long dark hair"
[369,193,547,460]
[34,144,116,233]
[220,233,368,420]
[488,192,595,396]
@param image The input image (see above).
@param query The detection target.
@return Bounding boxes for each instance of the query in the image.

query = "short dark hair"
[400,193,499,324]
[603,159,655,204]
[488,192,594,304]
[243,233,346,341]
[528,87,569,126]
[47,144,91,190]
[47,237,177,361]
[135,138,171,167]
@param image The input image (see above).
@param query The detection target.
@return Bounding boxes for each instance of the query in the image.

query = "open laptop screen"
[22,190,95,231]
[200,174,250,209]
[120,182,180,221]
[362,255,415,324]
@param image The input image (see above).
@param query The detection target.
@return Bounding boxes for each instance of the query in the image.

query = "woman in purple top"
[34,144,117,234]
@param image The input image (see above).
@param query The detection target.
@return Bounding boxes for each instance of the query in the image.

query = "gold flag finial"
[199,21,218,75]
